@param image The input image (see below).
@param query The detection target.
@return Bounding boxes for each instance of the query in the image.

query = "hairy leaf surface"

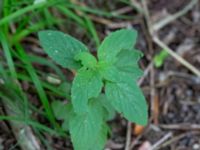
[98,29,137,62]
[39,30,88,70]
[115,49,144,79]
[69,101,104,150]
[71,69,103,113]
[105,78,148,125]
[75,51,97,68]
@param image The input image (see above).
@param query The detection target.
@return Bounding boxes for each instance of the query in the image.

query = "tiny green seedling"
[153,49,169,68]
[39,29,148,150]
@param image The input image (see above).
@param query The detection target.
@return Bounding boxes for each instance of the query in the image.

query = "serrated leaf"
[99,64,132,82]
[75,52,97,68]
[98,29,137,62]
[89,123,109,150]
[115,49,144,79]
[69,100,104,150]
[71,69,103,113]
[38,30,88,70]
[105,78,148,125]
[98,63,118,82]
[99,50,144,82]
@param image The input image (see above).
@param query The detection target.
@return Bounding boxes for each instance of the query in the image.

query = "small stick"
[88,14,138,29]
[138,62,154,85]
[130,0,144,14]
[152,0,198,31]
[159,124,200,130]
[111,6,133,15]
[130,131,144,149]
[141,0,153,34]
[125,122,132,150]
[158,131,200,149]
[150,132,173,150]
[150,64,156,124]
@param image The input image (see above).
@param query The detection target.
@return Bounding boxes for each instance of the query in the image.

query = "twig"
[130,132,144,149]
[161,71,200,85]
[138,62,154,85]
[159,124,200,130]
[158,131,200,149]
[130,0,144,15]
[150,132,173,150]
[152,0,198,31]
[141,0,153,34]
[111,6,133,15]
[153,36,200,77]
[89,14,137,29]
[125,122,132,150]
[150,63,156,124]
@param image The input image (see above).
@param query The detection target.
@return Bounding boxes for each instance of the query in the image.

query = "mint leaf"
[75,52,97,68]
[99,50,143,82]
[98,94,116,120]
[69,100,104,150]
[89,123,109,150]
[98,62,118,82]
[99,64,131,82]
[105,78,148,125]
[98,29,137,62]
[71,69,103,113]
[115,49,143,79]
[38,30,88,70]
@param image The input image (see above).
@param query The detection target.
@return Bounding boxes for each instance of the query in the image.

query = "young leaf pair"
[39,29,148,150]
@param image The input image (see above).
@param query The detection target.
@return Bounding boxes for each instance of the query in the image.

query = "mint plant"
[39,29,148,150]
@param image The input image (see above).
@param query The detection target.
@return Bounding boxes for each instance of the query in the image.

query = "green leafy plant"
[153,49,169,68]
[38,29,148,150]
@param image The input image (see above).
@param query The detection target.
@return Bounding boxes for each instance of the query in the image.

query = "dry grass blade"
[2,103,42,150]
[159,124,200,130]
[150,132,173,150]
[157,131,200,149]
[153,36,200,77]
[152,0,198,31]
